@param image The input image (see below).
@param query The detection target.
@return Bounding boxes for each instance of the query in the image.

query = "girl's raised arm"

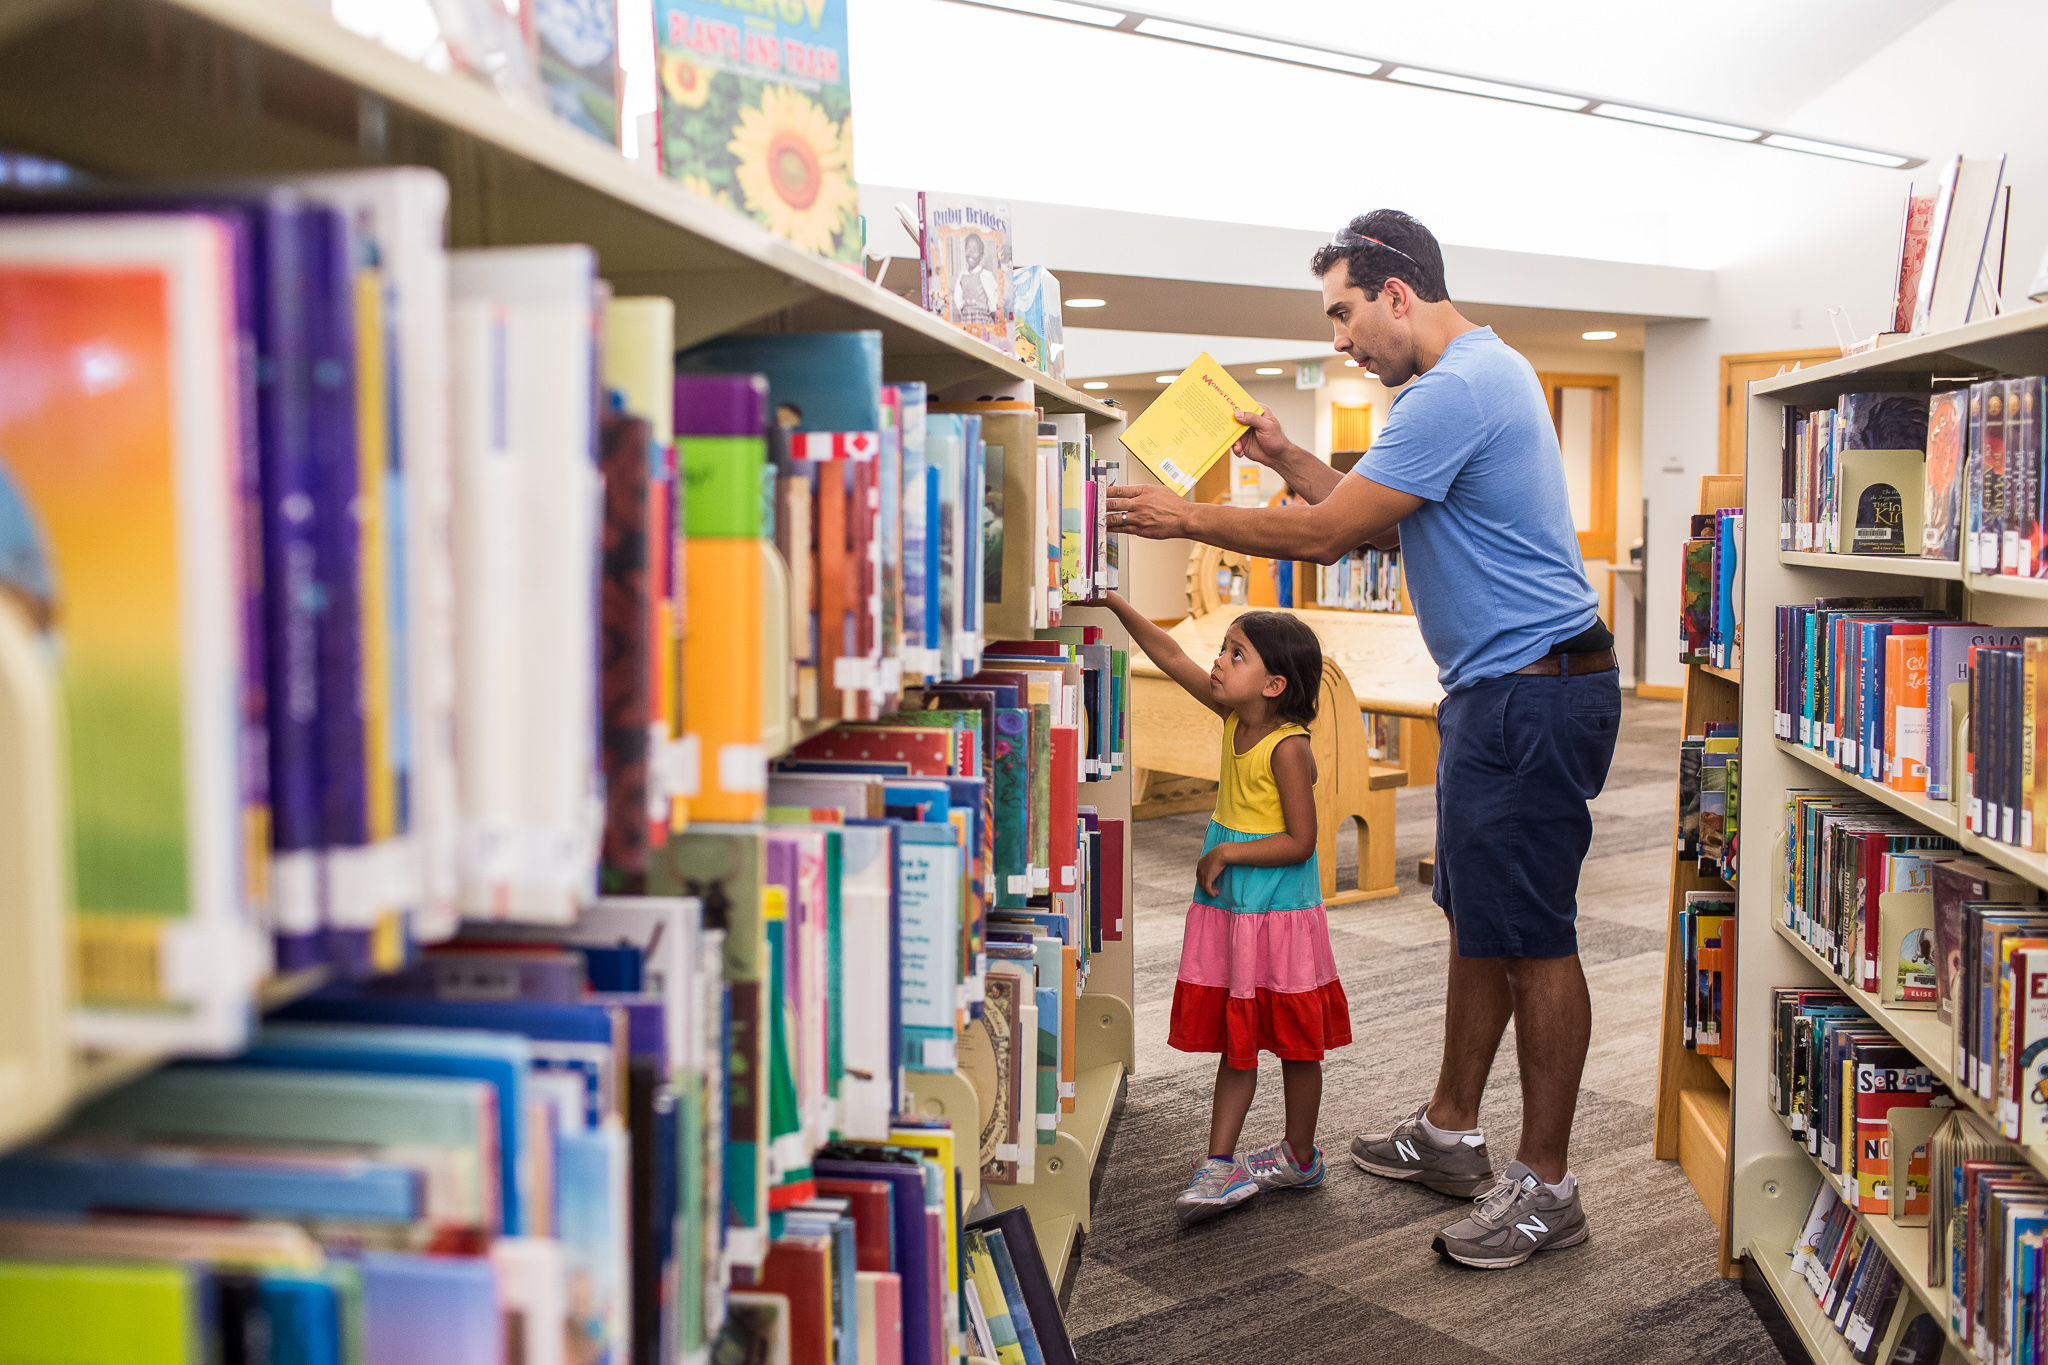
[1092,591,1229,718]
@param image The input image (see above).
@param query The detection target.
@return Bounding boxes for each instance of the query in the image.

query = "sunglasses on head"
[1330,227,1424,271]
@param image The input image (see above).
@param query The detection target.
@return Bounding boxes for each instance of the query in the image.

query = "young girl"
[1097,593,1352,1226]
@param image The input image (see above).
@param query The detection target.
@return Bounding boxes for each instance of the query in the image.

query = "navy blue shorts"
[1432,664,1621,959]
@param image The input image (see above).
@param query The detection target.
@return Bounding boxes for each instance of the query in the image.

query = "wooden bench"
[1132,607,1446,905]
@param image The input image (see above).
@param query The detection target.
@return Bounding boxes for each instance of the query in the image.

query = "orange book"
[682,537,763,822]
[1888,634,1930,794]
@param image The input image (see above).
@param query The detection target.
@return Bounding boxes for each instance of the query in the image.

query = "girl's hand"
[1196,845,1229,896]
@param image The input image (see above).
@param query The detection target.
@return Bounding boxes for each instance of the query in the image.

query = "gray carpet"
[1068,695,1782,1364]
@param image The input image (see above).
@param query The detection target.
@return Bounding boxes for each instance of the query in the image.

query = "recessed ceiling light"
[1066,298,1107,308]
[1582,330,1618,341]
[1082,380,1109,389]
[1155,374,1179,384]
[1385,67,1587,112]
[1589,103,1760,141]
[1759,134,1910,169]
[1254,367,1283,375]
[955,0,1122,25]
[1343,358,1360,367]
[1133,17,1383,76]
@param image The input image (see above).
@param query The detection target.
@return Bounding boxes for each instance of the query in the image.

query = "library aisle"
[1069,697,1778,1364]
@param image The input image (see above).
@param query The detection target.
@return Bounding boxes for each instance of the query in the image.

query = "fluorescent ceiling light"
[1760,134,1910,168]
[1067,298,1107,308]
[1581,330,1618,341]
[1155,374,1179,383]
[958,0,1122,25]
[1254,367,1283,375]
[1082,380,1109,389]
[1133,17,1382,76]
[1385,67,1587,112]
[1590,102,1759,141]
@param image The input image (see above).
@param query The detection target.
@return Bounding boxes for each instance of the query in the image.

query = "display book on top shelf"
[1654,472,1746,1279]
[1729,304,2048,1365]
[0,0,1136,1312]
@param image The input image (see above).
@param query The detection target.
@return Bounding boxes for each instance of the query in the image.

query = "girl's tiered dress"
[1168,714,1353,1069]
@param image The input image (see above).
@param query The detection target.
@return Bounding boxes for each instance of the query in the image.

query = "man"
[1106,209,1621,1270]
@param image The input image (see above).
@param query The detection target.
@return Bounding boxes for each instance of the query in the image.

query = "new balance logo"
[1394,1139,1419,1163]
[1515,1216,1549,1239]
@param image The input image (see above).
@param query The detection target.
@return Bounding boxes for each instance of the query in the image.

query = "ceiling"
[846,0,1950,271]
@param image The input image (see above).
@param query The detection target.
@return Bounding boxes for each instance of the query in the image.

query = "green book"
[1028,703,1052,891]
[992,709,1030,908]
[0,1261,196,1364]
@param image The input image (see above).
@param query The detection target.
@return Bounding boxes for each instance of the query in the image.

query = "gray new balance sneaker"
[1350,1106,1496,1198]
[1242,1139,1325,1192]
[1432,1161,1589,1269]
[1174,1156,1258,1226]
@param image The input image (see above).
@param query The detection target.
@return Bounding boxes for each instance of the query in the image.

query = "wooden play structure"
[1130,604,1446,904]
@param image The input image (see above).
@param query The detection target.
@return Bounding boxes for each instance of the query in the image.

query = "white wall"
[1637,0,2048,689]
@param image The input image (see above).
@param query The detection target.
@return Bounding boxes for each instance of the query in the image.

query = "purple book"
[301,206,371,972]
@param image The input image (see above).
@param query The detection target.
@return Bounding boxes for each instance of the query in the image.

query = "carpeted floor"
[1066,694,1785,1364]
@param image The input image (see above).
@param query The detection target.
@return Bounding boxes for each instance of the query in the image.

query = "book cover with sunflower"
[654,0,859,264]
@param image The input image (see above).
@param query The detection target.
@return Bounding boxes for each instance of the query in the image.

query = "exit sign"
[1296,362,1324,390]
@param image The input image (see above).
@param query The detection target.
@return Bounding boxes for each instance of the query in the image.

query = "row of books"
[1314,546,1407,612]
[1931,1108,2048,1363]
[1771,987,1947,1217]
[1678,721,1740,882]
[1960,637,2048,851]
[1789,1177,1916,1362]
[1680,507,1744,668]
[1678,891,1733,1059]
[1794,1178,1916,1358]
[1780,789,1958,1001]
[1776,378,2048,571]
[1768,599,2029,800]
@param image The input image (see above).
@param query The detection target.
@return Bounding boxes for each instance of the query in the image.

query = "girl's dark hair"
[1233,611,1322,727]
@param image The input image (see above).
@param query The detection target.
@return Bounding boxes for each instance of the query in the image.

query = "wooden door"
[1717,349,1838,476]
[1537,372,1618,562]
[1331,402,1373,452]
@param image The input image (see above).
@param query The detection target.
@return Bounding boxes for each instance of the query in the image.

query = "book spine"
[598,412,652,893]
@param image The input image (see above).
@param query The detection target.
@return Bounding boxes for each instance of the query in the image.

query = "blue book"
[897,823,962,1072]
[675,330,882,433]
[361,1251,500,1365]
[980,1227,1047,1365]
[262,1275,343,1365]
[231,1022,530,1234]
[0,1147,421,1221]
[556,1126,630,1365]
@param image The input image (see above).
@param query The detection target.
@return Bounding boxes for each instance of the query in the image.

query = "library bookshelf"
[0,0,1135,1292]
[1654,473,1746,1277]
[1727,303,2048,1362]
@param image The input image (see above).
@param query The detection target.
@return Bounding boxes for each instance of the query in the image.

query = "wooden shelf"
[1700,662,1742,685]
[1676,1085,1731,1229]
[1778,551,1964,581]
[1708,1054,1734,1086]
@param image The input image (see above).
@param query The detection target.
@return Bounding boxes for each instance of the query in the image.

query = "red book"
[1050,725,1079,893]
[922,1210,947,1365]
[1100,817,1126,942]
[815,1178,897,1274]
[983,641,1068,659]
[790,726,954,776]
[759,1236,834,1365]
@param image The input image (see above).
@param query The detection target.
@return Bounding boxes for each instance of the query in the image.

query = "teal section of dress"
[1191,819,1322,915]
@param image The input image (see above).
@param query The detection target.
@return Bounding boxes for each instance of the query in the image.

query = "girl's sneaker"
[1174,1156,1258,1225]
[1243,1139,1325,1191]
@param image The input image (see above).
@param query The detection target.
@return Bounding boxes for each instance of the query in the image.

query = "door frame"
[1537,371,1619,561]
[1717,348,1838,476]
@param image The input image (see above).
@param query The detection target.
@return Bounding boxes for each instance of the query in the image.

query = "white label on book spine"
[1007,875,1030,895]
[920,1038,957,1069]
[1032,867,1050,891]
[1060,1081,1075,1099]
[717,743,767,793]
[674,733,703,798]
[996,1142,1019,1161]
[2005,531,2020,567]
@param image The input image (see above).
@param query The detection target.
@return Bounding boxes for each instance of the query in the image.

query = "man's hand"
[1196,844,1229,897]
[1230,408,1295,469]
[1105,483,1191,541]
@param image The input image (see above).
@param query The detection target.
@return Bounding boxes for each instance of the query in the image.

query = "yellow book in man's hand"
[1117,351,1264,497]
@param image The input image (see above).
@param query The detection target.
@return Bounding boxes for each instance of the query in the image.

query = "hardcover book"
[919,194,1014,354]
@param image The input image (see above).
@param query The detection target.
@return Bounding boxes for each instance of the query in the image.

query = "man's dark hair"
[1308,209,1450,303]
[1233,611,1322,727]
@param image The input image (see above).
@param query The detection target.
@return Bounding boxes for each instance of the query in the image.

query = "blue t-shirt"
[1352,327,1598,692]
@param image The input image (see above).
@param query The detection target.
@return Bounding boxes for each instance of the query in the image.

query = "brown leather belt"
[1512,649,1618,677]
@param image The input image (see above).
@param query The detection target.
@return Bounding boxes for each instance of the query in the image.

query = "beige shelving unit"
[0,0,1139,1283]
[1728,303,2048,1363]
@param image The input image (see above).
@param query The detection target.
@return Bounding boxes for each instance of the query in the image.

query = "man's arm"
[1108,472,1421,565]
